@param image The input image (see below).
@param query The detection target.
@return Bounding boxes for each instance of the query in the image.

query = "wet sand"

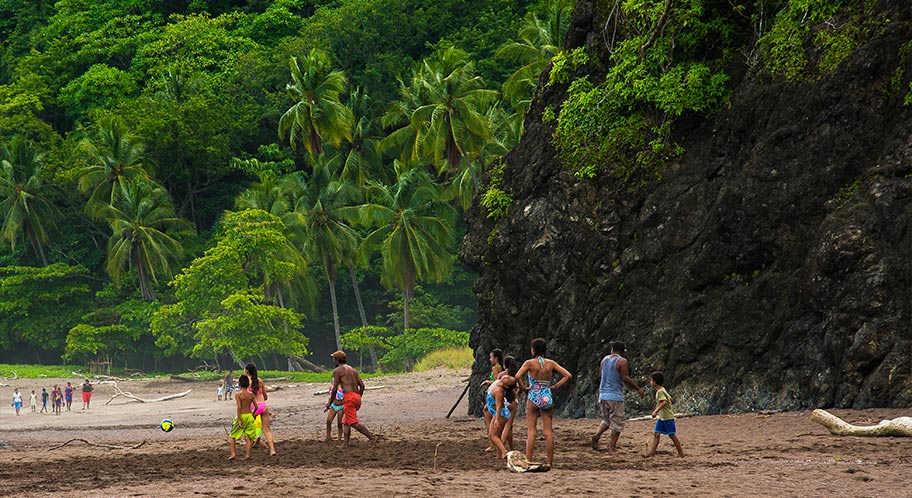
[1,370,909,497]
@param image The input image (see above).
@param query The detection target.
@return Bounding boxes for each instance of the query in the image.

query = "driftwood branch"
[104,382,192,405]
[313,385,385,396]
[628,413,691,422]
[48,439,146,451]
[810,409,912,437]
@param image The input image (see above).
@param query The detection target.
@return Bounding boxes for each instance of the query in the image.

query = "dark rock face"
[462,1,912,415]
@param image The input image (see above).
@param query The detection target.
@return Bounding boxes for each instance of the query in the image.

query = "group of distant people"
[9,380,94,416]
[482,339,684,467]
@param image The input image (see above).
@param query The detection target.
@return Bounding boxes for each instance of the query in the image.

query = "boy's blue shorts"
[654,419,676,435]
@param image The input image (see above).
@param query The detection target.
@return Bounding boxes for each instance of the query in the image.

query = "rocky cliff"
[462,0,912,416]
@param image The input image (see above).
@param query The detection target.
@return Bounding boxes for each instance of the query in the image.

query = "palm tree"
[79,116,151,211]
[98,180,192,300]
[235,173,292,217]
[496,0,575,118]
[234,176,318,317]
[361,163,456,330]
[278,49,353,159]
[284,163,362,349]
[338,87,386,186]
[382,47,498,181]
[0,136,58,265]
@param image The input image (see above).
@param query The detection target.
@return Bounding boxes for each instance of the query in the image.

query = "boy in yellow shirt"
[647,371,684,458]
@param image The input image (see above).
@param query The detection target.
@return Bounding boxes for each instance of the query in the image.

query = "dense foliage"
[1,0,892,371]
[549,0,893,188]
[0,0,573,371]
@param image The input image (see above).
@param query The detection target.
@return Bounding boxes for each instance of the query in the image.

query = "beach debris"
[446,381,471,419]
[104,382,192,405]
[434,442,443,470]
[628,413,691,422]
[48,439,146,451]
[312,385,385,395]
[810,409,912,437]
[505,450,550,473]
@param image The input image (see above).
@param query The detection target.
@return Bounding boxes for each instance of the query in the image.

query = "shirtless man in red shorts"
[326,351,378,447]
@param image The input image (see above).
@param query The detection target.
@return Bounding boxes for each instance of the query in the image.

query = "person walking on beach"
[591,341,645,453]
[646,371,685,458]
[81,379,94,409]
[12,388,22,415]
[327,350,378,448]
[515,338,573,467]
[64,382,74,411]
[224,370,234,400]
[40,388,48,413]
[52,386,62,415]
[30,390,37,413]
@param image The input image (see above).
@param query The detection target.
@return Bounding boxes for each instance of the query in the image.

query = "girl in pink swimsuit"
[245,363,276,455]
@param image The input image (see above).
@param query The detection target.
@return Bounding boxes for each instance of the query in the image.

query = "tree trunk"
[326,261,342,350]
[135,248,156,301]
[349,265,378,366]
[403,287,411,331]
[403,267,416,330]
[27,223,48,266]
[229,350,245,369]
[310,126,323,157]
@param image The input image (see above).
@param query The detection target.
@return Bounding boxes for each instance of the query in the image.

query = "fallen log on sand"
[628,413,691,422]
[48,439,146,451]
[810,409,912,437]
[313,385,385,396]
[105,382,192,405]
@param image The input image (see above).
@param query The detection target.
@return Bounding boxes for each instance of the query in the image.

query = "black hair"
[651,371,664,385]
[504,355,520,377]
[531,338,547,357]
[502,376,517,404]
[336,356,347,365]
[245,363,260,395]
[238,374,250,388]
[490,348,504,370]
[611,341,626,355]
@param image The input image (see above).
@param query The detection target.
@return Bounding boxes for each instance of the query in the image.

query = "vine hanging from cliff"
[551,0,733,188]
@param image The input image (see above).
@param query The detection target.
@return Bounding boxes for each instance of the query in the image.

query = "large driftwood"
[810,409,912,437]
[628,413,691,422]
[105,382,192,405]
[48,439,146,451]
[312,385,385,396]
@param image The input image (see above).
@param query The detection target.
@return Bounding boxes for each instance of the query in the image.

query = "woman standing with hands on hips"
[515,338,572,467]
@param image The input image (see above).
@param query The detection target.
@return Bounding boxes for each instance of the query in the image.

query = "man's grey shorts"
[599,399,625,432]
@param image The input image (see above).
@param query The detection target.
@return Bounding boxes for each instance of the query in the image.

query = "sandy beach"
[1,369,909,497]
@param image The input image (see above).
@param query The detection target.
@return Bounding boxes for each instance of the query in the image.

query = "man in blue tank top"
[591,342,644,452]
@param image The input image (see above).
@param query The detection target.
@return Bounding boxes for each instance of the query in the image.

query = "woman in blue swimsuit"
[516,338,572,467]
[480,349,505,451]
[486,373,518,460]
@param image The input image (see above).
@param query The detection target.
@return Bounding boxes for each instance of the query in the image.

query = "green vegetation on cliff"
[550,0,895,187]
